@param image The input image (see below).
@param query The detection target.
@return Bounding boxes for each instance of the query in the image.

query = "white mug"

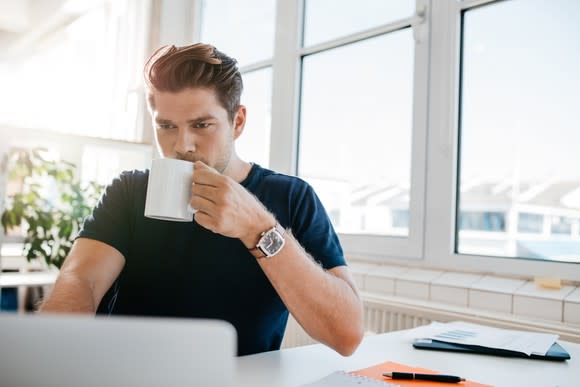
[144,158,195,222]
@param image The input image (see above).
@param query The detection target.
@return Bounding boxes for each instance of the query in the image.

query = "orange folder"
[349,361,491,387]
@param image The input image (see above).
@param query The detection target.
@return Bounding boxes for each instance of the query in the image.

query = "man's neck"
[223,156,252,183]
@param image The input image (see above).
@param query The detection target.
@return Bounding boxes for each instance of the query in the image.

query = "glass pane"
[551,216,573,235]
[299,30,414,236]
[237,68,272,168]
[200,0,276,66]
[456,0,580,263]
[0,1,148,142]
[81,145,152,186]
[303,0,414,47]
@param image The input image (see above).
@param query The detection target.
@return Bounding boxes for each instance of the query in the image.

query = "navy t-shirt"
[78,163,345,356]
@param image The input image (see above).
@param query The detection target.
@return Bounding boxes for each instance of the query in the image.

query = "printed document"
[415,321,558,356]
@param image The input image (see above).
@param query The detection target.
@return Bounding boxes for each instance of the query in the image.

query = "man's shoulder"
[102,169,149,198]
[249,165,318,212]
[253,165,311,190]
[112,169,149,186]
[119,168,149,180]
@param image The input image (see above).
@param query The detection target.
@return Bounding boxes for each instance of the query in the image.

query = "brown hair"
[144,43,243,122]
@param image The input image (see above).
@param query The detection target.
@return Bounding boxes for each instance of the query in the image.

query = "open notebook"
[0,313,237,387]
[301,371,397,386]
[301,361,490,387]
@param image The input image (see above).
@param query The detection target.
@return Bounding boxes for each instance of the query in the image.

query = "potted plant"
[1,148,103,269]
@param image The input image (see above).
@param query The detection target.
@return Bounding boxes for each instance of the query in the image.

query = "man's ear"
[233,105,246,140]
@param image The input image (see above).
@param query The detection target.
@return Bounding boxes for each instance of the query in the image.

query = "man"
[41,43,364,356]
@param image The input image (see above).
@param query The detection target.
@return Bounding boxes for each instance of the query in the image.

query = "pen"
[383,372,465,383]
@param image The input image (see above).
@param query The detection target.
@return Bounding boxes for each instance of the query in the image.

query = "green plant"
[1,148,103,269]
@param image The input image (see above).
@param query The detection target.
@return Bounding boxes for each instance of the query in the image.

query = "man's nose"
[174,127,196,154]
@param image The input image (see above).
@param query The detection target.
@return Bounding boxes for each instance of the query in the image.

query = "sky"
[460,0,580,182]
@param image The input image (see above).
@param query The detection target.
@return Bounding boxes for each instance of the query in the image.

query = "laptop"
[0,313,237,386]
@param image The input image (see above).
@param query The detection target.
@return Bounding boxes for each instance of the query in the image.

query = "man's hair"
[144,43,243,122]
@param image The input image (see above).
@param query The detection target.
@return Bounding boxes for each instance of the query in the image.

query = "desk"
[237,326,580,387]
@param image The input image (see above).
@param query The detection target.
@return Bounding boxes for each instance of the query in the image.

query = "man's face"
[150,87,244,173]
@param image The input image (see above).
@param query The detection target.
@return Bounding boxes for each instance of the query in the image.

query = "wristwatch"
[249,222,286,259]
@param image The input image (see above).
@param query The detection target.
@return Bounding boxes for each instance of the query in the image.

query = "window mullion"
[424,0,463,269]
[268,0,303,176]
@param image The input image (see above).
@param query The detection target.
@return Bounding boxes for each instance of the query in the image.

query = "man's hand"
[190,161,274,247]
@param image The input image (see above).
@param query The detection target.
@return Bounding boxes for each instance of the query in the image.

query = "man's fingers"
[191,184,217,204]
[190,195,215,215]
[193,211,217,233]
[193,160,212,171]
[192,168,222,186]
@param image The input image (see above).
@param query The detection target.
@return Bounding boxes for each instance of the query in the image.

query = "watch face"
[259,229,285,256]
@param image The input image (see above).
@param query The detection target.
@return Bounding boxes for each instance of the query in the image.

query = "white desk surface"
[236,326,580,387]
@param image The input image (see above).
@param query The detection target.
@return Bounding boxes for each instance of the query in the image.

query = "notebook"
[301,361,490,386]
[301,371,397,386]
[0,313,236,387]
[413,338,571,361]
[350,361,491,387]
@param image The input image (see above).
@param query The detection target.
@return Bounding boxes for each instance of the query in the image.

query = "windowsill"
[1,256,47,272]
[348,258,580,326]
[0,270,58,288]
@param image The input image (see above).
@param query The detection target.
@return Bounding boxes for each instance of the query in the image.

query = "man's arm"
[252,232,364,356]
[190,162,364,356]
[40,238,125,314]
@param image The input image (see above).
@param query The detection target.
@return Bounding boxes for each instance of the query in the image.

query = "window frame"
[191,0,580,280]
[191,1,428,260]
[266,0,431,260]
[424,0,580,280]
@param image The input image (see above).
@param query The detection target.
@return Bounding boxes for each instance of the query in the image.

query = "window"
[517,213,544,234]
[199,0,276,67]
[299,31,414,236]
[551,216,572,235]
[294,0,428,259]
[0,1,154,257]
[459,211,506,232]
[455,0,580,263]
[303,0,414,46]
[0,0,151,142]
[392,209,410,229]
[56,0,577,280]
[230,0,580,274]
[236,69,272,168]
[81,144,153,186]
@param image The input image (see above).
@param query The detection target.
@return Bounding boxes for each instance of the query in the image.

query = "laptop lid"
[0,313,237,387]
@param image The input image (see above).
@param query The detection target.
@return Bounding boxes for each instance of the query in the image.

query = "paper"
[416,321,558,356]
[301,371,397,386]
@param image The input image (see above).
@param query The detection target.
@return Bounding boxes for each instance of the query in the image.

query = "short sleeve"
[290,182,346,270]
[77,172,134,258]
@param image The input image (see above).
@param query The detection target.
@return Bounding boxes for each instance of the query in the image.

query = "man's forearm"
[40,272,96,314]
[255,233,364,356]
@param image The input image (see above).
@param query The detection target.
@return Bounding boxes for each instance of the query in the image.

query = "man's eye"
[194,122,211,129]
[157,124,175,130]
